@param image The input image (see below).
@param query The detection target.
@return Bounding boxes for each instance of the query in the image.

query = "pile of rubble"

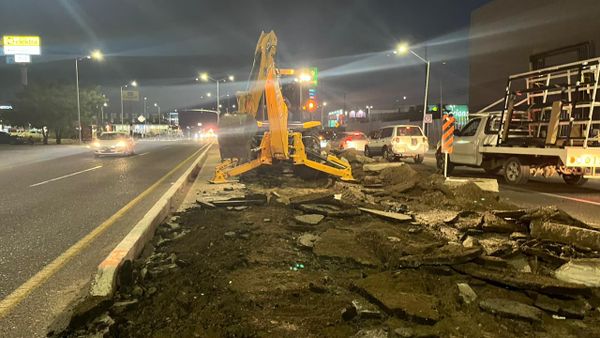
[53,153,600,337]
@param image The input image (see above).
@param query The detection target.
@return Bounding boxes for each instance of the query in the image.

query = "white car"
[329,131,368,151]
[364,125,428,163]
[92,132,135,156]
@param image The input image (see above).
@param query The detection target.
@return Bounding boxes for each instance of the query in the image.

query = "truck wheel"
[414,154,424,164]
[563,174,588,186]
[503,157,529,185]
[436,150,454,174]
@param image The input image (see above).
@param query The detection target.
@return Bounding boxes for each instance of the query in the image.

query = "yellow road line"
[0,144,208,319]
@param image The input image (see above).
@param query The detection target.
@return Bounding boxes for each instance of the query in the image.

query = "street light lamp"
[396,42,430,132]
[320,101,328,128]
[75,49,103,143]
[154,102,161,123]
[199,72,235,117]
[120,80,138,125]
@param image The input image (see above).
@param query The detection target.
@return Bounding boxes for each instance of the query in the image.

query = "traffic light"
[305,99,317,112]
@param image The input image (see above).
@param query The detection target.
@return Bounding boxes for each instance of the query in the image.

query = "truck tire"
[563,174,588,186]
[503,157,529,185]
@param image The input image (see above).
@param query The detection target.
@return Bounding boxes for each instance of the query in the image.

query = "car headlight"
[93,142,100,147]
[116,141,126,148]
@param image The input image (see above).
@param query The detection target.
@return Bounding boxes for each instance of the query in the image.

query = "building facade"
[469,0,600,111]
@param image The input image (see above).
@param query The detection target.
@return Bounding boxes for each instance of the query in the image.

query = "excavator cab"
[211,31,354,184]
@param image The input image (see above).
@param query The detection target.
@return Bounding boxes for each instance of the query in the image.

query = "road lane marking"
[536,191,600,206]
[29,166,103,187]
[0,144,209,319]
[504,186,600,207]
[137,152,150,156]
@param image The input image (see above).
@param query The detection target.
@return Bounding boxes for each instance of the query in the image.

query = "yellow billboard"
[2,35,41,55]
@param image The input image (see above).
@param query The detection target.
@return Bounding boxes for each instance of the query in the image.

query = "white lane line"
[137,152,150,156]
[536,191,600,206]
[29,165,103,187]
[505,186,600,207]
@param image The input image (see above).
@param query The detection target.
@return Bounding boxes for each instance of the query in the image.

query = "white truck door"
[451,118,482,165]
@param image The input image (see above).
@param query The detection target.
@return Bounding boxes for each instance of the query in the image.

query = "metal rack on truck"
[437,57,600,185]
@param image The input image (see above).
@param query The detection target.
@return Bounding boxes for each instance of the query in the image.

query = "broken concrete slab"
[530,221,600,251]
[482,212,526,233]
[457,283,478,304]
[477,234,516,256]
[211,194,267,207]
[351,298,383,319]
[359,207,412,222]
[533,294,589,319]
[445,177,499,193]
[462,236,479,248]
[289,191,334,206]
[479,298,543,322]
[454,263,591,297]
[294,214,325,225]
[415,210,461,226]
[506,256,532,273]
[362,162,405,172]
[555,259,600,287]
[313,229,380,266]
[354,272,439,324]
[297,203,360,217]
[297,233,320,249]
[394,244,482,268]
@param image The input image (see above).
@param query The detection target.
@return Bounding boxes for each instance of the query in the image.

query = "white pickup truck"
[436,57,600,186]
[436,112,600,185]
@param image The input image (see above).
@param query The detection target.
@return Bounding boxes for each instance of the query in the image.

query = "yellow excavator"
[210,31,354,183]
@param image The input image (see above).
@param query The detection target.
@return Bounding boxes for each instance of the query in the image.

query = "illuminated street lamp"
[320,101,328,128]
[120,80,137,124]
[154,102,161,123]
[198,72,234,115]
[396,42,430,132]
[75,49,103,143]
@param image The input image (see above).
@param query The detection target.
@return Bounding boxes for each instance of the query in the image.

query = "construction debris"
[54,156,600,337]
[555,259,600,287]
[479,298,543,322]
[530,221,600,251]
[358,207,412,222]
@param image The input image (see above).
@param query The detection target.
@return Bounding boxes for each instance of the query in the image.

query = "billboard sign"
[6,54,31,64]
[122,90,140,101]
[2,35,41,55]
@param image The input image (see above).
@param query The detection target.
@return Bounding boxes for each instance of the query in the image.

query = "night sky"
[0,0,489,117]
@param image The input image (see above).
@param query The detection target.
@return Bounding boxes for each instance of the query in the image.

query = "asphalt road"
[0,140,205,300]
[419,153,600,227]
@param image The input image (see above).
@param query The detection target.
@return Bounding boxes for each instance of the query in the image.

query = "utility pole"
[75,58,82,143]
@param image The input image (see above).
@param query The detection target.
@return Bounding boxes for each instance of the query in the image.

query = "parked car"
[364,125,428,163]
[91,132,135,156]
[329,131,368,151]
[0,131,17,144]
[10,129,43,144]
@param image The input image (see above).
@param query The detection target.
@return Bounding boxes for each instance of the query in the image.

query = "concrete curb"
[89,144,212,298]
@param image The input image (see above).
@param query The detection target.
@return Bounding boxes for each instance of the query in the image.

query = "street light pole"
[120,85,124,125]
[75,58,82,143]
[396,44,431,134]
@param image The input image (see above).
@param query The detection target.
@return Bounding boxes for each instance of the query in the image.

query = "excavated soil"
[55,164,600,338]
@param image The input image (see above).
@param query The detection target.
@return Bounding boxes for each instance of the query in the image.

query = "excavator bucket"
[217,113,259,163]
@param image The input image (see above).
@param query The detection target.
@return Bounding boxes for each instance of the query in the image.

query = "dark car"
[0,131,17,144]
